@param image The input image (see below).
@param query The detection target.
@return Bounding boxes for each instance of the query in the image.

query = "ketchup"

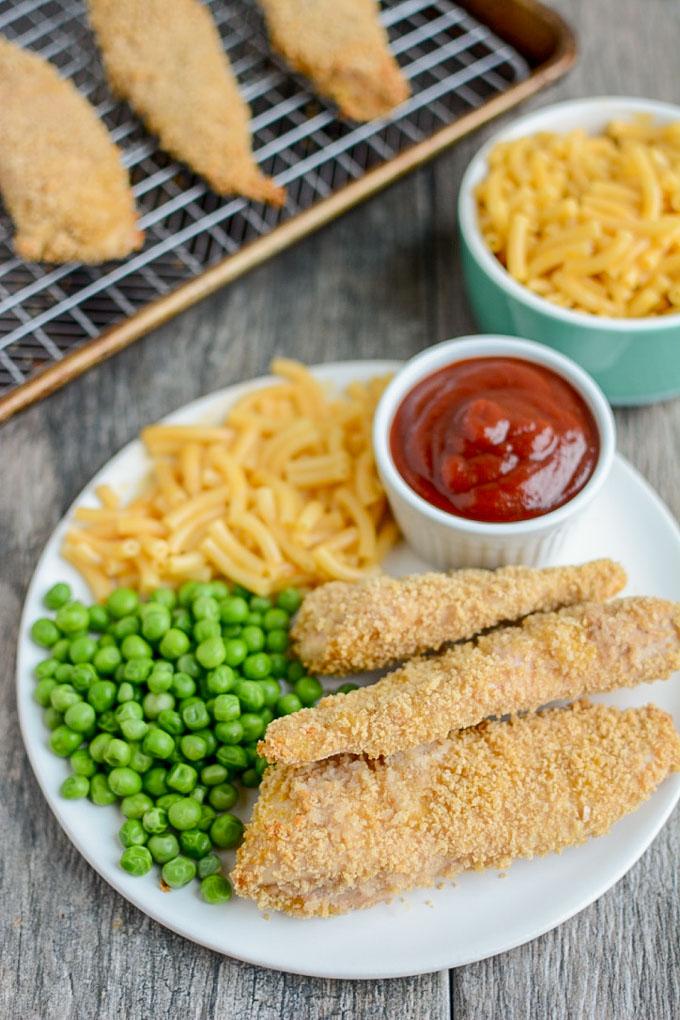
[390,357,599,523]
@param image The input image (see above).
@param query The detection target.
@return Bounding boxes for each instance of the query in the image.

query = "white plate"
[17,360,680,979]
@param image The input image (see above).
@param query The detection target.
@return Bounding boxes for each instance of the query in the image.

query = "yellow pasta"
[476,115,680,317]
[64,360,398,598]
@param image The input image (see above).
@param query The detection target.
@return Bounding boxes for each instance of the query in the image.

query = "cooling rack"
[0,0,575,421]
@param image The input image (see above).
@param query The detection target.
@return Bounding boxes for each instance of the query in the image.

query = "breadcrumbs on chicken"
[235,701,680,917]
[258,0,410,122]
[292,559,627,674]
[88,0,284,205]
[0,36,142,263]
[262,597,680,763]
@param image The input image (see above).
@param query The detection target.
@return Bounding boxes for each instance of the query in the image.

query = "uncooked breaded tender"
[261,596,680,763]
[0,37,142,264]
[292,559,627,674]
[258,0,410,121]
[235,701,680,917]
[87,0,284,205]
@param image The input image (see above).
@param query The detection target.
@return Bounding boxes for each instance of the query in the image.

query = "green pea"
[161,855,196,889]
[245,613,263,628]
[197,804,216,832]
[215,745,248,772]
[50,684,80,713]
[34,677,58,707]
[31,618,60,648]
[43,707,63,731]
[179,828,212,860]
[244,652,273,681]
[70,747,97,777]
[157,709,185,736]
[294,676,323,707]
[55,602,90,635]
[276,587,302,614]
[141,608,171,642]
[52,638,70,662]
[171,672,196,699]
[93,645,122,675]
[240,713,266,743]
[195,636,225,670]
[210,813,244,849]
[206,665,235,695]
[89,732,113,762]
[121,792,153,819]
[90,772,117,806]
[119,818,148,848]
[235,680,265,712]
[180,734,208,761]
[64,701,96,734]
[201,763,228,786]
[167,762,198,793]
[214,720,244,745]
[44,582,72,610]
[193,619,221,643]
[159,628,190,660]
[286,660,305,683]
[88,680,117,713]
[50,725,82,757]
[197,852,222,879]
[142,767,169,797]
[71,663,97,692]
[222,625,242,640]
[54,663,75,684]
[108,767,143,797]
[151,587,176,609]
[143,728,175,760]
[263,607,289,631]
[107,587,139,620]
[121,718,149,742]
[97,633,116,648]
[142,806,169,834]
[60,774,90,799]
[337,682,359,694]
[35,658,58,680]
[208,782,238,811]
[259,677,281,707]
[276,693,303,716]
[88,604,109,631]
[192,596,220,622]
[143,691,175,719]
[255,755,269,779]
[120,846,152,876]
[103,738,132,767]
[220,596,249,625]
[195,728,217,757]
[98,710,120,734]
[69,636,96,664]
[212,693,240,722]
[147,670,173,694]
[147,832,180,864]
[111,615,140,640]
[241,768,260,788]
[172,607,192,633]
[242,626,265,653]
[181,700,210,731]
[116,701,143,723]
[157,793,182,811]
[266,630,289,653]
[168,797,202,831]
[223,638,247,667]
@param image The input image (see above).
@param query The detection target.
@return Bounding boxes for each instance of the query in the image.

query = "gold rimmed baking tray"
[0,0,576,423]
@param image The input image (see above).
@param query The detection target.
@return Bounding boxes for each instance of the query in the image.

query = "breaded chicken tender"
[261,597,680,763]
[0,36,142,264]
[87,0,284,205]
[258,0,410,121]
[292,559,626,674]
[235,701,680,917]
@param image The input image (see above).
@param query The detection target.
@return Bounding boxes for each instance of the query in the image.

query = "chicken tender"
[235,701,680,917]
[293,559,627,674]
[258,0,410,121]
[87,0,284,205]
[261,597,680,763]
[0,37,142,264]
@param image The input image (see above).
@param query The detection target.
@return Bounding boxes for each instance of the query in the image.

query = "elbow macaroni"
[64,360,398,598]
[476,115,680,317]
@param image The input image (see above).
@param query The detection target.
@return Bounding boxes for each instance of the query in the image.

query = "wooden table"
[3,1,679,1016]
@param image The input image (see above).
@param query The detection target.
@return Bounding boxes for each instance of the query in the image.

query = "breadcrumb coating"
[234,701,680,917]
[88,0,284,205]
[258,0,410,121]
[292,559,627,674]
[0,37,142,264]
[262,597,680,763]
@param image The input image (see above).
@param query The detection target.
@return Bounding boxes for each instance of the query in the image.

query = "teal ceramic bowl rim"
[458,96,680,334]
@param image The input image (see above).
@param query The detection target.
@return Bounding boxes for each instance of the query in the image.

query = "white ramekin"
[373,335,616,569]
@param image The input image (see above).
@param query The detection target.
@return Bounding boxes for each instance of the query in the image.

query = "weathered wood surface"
[1,0,679,1016]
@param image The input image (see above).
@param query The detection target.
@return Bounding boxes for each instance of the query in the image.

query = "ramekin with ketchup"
[373,336,615,568]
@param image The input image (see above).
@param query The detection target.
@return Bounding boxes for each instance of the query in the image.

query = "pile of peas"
[30,579,334,903]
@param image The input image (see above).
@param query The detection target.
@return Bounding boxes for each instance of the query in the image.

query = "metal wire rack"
[0,0,571,417]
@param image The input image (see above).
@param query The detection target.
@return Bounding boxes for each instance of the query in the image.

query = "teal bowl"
[458,97,680,406]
